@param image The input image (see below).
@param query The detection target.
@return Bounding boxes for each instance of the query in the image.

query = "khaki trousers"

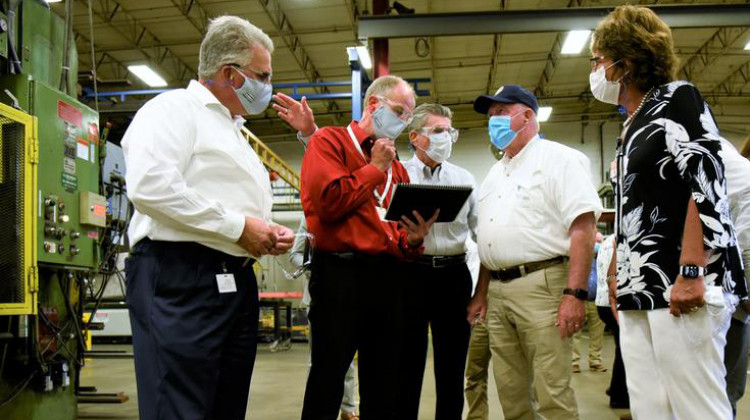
[487,262,579,420]
[572,301,605,366]
[465,321,491,420]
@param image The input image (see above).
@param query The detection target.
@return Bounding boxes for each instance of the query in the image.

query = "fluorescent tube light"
[561,30,591,55]
[127,65,168,87]
[537,106,553,122]
[355,46,372,70]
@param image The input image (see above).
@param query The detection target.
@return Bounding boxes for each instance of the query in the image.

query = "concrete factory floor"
[77,334,749,420]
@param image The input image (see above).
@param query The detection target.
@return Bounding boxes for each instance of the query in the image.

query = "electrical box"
[80,191,107,227]
[102,141,129,222]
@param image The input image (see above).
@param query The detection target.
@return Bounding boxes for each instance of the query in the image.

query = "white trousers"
[619,308,733,420]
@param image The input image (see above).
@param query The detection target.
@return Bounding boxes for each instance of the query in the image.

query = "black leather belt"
[416,254,466,268]
[489,256,568,282]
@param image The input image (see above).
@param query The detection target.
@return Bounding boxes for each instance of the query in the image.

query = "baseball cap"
[473,85,539,115]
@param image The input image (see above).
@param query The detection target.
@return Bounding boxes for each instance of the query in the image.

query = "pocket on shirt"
[515,175,544,204]
[514,177,546,227]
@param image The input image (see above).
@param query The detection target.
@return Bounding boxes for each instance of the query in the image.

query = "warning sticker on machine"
[62,173,78,190]
[88,123,99,144]
[58,101,82,127]
[63,157,76,174]
[77,139,89,161]
[93,205,106,218]
[86,231,99,240]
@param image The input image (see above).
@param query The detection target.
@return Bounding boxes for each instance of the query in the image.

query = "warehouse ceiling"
[55,0,750,142]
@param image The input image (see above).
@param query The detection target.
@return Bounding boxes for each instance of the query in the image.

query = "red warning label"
[58,101,82,127]
[93,205,106,218]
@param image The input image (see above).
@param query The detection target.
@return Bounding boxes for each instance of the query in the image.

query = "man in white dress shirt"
[399,103,478,420]
[718,138,750,417]
[466,85,602,420]
[123,16,301,420]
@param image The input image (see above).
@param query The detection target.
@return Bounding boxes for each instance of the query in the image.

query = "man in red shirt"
[300,75,437,420]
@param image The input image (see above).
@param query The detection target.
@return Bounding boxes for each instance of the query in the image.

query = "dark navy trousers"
[126,239,258,420]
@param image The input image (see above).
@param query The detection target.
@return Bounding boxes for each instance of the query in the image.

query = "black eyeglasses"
[229,63,273,84]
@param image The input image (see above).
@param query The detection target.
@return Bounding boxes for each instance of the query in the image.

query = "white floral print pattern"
[614,82,747,311]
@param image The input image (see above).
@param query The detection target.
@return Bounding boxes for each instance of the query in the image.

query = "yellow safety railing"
[241,127,300,192]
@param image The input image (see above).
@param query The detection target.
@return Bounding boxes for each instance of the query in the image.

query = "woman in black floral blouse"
[590,6,747,420]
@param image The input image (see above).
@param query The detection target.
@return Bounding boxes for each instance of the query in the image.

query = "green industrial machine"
[0,1,105,419]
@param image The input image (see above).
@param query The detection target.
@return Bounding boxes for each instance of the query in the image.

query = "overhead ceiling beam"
[258,0,341,123]
[427,0,438,101]
[359,5,750,39]
[483,0,507,96]
[80,0,197,83]
[680,27,749,82]
[170,0,211,35]
[533,0,586,98]
[707,59,750,101]
[345,0,361,42]
[74,32,130,80]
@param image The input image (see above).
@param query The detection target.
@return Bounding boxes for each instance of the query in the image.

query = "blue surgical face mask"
[232,67,272,115]
[372,105,410,140]
[488,112,526,150]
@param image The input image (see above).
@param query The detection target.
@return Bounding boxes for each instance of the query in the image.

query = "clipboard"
[384,183,473,223]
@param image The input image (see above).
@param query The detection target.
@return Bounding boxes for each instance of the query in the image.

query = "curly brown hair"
[591,5,679,93]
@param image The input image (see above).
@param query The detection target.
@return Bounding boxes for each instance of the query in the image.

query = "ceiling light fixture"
[745,40,750,50]
[355,46,372,70]
[127,65,168,87]
[537,106,553,122]
[561,30,591,55]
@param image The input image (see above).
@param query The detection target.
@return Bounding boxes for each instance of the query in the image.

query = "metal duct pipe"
[359,5,750,39]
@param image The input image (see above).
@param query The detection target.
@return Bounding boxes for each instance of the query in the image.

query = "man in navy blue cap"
[466,85,602,420]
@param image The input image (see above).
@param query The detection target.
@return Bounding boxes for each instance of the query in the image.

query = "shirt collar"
[348,121,372,145]
[187,80,245,127]
[413,154,444,177]
[504,135,540,167]
[187,80,221,107]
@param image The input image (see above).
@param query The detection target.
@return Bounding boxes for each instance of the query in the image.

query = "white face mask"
[589,61,622,105]
[423,131,453,163]
[232,67,272,115]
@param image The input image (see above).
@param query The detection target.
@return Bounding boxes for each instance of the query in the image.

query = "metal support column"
[372,0,389,77]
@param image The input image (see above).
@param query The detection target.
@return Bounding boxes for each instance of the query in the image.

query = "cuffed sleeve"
[552,151,603,230]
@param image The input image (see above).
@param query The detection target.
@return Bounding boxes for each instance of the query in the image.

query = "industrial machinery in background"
[0,1,121,418]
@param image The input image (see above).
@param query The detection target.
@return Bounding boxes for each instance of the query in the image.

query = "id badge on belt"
[216,262,237,293]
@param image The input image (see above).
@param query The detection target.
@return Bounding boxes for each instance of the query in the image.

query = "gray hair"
[198,16,274,79]
[407,103,453,151]
[364,75,414,106]
[409,103,453,132]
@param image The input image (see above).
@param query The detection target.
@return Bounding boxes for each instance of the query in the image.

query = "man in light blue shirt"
[399,103,479,420]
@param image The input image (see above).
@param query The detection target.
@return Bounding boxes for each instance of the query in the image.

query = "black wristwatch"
[563,288,588,301]
[680,264,705,279]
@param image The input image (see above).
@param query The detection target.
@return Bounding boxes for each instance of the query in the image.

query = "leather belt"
[489,256,568,282]
[415,254,466,269]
